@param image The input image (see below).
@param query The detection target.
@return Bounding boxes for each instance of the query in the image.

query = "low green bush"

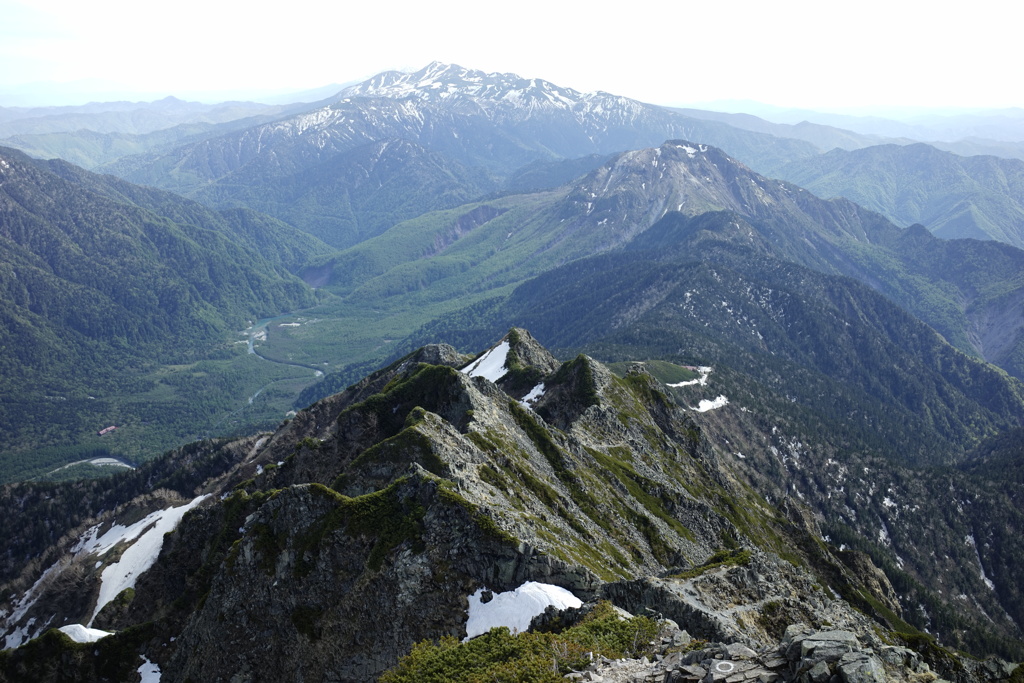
[380,601,658,683]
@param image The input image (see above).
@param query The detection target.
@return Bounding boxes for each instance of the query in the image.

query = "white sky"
[0,0,1017,110]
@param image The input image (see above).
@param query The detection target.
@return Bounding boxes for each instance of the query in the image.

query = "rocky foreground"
[569,621,946,683]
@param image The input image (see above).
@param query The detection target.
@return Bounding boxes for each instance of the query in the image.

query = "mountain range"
[776,143,1024,247]
[717,102,1024,151]
[0,97,296,137]
[94,63,821,246]
[302,139,1024,394]
[1,62,1024,681]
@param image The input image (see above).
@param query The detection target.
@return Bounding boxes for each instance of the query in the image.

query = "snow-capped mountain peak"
[338,61,587,112]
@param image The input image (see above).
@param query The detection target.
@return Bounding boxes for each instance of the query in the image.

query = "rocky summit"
[0,329,1020,682]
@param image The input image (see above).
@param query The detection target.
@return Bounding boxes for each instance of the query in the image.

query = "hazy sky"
[0,0,1017,110]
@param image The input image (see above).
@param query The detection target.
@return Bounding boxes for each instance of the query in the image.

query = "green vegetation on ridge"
[380,602,659,683]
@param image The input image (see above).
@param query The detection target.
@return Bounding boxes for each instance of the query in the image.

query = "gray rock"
[783,623,814,646]
[673,631,694,648]
[722,661,767,682]
[679,664,708,681]
[759,654,788,670]
[835,652,885,683]
[878,645,926,673]
[982,658,1015,679]
[704,658,747,682]
[807,631,860,648]
[789,630,859,665]
[727,643,758,660]
[806,660,832,683]
[661,652,684,670]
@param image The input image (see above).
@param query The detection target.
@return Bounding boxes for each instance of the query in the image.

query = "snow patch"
[693,396,729,412]
[58,624,112,643]
[675,144,698,158]
[667,366,712,388]
[465,582,581,640]
[4,619,42,650]
[461,341,511,382]
[519,383,546,410]
[1,559,72,647]
[965,535,996,590]
[138,655,162,682]
[88,495,209,625]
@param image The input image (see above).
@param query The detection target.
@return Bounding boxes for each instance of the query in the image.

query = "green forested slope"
[776,143,1024,247]
[0,147,317,474]
[188,138,496,249]
[35,156,333,270]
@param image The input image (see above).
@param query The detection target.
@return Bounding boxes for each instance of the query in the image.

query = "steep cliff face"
[0,330,1018,682]
[169,477,598,681]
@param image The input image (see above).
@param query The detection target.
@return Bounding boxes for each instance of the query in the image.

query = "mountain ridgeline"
[302,138,1024,405]
[411,211,1024,461]
[102,62,819,249]
[776,143,1024,248]
[1,330,1022,683]
[0,96,325,171]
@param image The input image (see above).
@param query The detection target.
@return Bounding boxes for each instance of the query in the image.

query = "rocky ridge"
[0,330,1019,682]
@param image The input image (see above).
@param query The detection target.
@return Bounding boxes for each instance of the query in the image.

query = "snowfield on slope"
[464,581,582,640]
[519,382,546,409]
[461,341,510,382]
[138,655,162,682]
[58,624,112,643]
[86,495,209,625]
